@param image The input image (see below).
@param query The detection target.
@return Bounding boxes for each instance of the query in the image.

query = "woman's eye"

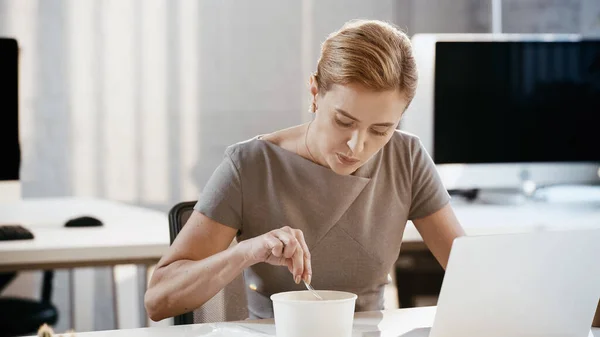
[370,128,389,136]
[335,118,353,128]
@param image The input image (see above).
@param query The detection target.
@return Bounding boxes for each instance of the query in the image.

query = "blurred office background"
[1,0,599,333]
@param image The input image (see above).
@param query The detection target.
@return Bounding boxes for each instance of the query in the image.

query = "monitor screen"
[434,40,600,165]
[0,38,20,181]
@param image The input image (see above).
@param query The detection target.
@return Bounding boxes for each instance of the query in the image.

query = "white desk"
[3,197,600,332]
[26,306,600,337]
[404,199,600,244]
[0,197,169,271]
[4,197,596,269]
[0,197,169,330]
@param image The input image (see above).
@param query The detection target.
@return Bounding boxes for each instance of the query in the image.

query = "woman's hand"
[241,226,312,285]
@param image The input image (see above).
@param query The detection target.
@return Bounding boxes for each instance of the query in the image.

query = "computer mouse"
[64,216,103,227]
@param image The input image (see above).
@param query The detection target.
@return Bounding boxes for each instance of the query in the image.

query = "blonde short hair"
[314,19,417,106]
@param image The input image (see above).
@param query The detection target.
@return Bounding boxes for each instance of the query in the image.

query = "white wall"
[502,0,600,34]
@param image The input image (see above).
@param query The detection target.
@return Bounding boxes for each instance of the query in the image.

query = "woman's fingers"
[264,227,311,284]
[273,230,298,259]
[263,235,284,259]
[293,229,312,284]
[290,243,304,284]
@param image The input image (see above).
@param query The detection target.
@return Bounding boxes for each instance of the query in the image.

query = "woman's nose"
[346,130,365,154]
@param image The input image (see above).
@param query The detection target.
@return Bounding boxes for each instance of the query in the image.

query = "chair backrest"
[168,201,248,325]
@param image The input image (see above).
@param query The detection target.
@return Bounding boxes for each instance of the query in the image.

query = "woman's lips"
[336,153,360,166]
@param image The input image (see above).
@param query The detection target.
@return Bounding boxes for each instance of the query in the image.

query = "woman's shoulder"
[222,135,295,171]
[224,136,268,164]
[384,129,424,159]
[225,126,305,165]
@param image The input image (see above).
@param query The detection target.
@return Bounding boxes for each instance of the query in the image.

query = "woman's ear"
[309,74,318,92]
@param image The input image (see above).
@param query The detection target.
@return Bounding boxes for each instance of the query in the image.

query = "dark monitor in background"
[0,38,20,181]
[434,40,600,165]
[403,35,600,198]
[428,38,600,195]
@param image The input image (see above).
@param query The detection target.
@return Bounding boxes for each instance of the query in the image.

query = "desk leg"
[110,267,120,329]
[73,268,95,331]
[69,269,75,330]
[137,265,149,327]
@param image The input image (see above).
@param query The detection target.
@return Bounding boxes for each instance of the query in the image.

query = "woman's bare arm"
[144,211,244,321]
[144,210,312,321]
[412,203,466,269]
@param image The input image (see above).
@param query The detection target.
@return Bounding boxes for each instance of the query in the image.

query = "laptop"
[425,228,600,337]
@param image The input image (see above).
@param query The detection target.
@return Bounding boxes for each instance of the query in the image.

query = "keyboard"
[0,225,34,241]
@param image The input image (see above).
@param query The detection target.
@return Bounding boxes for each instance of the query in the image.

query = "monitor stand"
[448,174,539,205]
[475,188,531,205]
[458,182,600,206]
[483,176,538,205]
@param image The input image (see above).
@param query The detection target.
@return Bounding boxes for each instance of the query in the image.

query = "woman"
[145,19,465,322]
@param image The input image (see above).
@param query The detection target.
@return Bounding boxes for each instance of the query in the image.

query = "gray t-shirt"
[195,130,450,319]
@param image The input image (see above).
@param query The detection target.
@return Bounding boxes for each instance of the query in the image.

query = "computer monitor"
[402,34,600,192]
[0,38,20,182]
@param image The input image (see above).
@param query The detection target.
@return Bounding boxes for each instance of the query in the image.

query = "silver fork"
[303,280,324,300]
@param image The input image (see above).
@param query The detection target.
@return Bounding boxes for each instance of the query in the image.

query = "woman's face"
[309,80,409,175]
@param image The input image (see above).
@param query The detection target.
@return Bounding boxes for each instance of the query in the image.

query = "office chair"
[395,246,444,308]
[0,270,58,336]
[168,201,248,325]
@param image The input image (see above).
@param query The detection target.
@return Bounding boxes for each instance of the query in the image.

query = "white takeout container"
[270,290,358,337]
